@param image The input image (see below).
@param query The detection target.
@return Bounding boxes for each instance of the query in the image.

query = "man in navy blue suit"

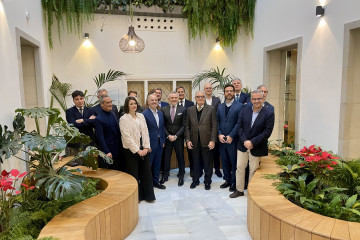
[204,83,222,178]
[143,93,166,189]
[217,84,243,192]
[92,89,120,119]
[154,88,169,108]
[176,86,194,109]
[95,95,121,170]
[257,85,274,112]
[230,89,274,198]
[232,78,250,104]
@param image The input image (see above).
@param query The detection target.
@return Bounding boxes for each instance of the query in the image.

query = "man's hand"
[244,140,253,149]
[168,135,176,142]
[226,136,233,144]
[106,152,113,159]
[76,119,84,124]
[187,141,193,149]
[89,115,96,119]
[208,141,215,150]
[218,134,226,143]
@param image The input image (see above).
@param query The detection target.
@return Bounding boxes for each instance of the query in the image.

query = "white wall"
[245,0,360,152]
[0,0,51,170]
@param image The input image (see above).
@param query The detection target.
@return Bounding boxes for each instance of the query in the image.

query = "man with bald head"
[92,88,120,119]
[204,82,222,178]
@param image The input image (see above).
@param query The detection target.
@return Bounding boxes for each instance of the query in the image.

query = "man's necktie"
[180,100,183,106]
[236,94,240,102]
[79,108,83,116]
[197,106,201,111]
[171,106,175,123]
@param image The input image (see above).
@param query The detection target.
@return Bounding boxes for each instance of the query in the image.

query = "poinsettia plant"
[0,169,33,231]
[295,145,340,176]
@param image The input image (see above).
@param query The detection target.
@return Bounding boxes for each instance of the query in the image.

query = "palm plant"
[49,75,72,112]
[192,67,235,92]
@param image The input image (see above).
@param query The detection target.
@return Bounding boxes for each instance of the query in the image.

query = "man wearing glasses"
[230,89,274,198]
[257,85,274,112]
[185,91,217,190]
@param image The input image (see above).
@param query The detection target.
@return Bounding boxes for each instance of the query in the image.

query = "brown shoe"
[229,190,244,198]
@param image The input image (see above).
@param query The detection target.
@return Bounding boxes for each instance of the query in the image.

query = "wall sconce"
[84,33,89,39]
[316,6,325,17]
[214,37,221,51]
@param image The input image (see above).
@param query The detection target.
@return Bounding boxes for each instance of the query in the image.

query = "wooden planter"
[38,168,138,240]
[247,156,360,240]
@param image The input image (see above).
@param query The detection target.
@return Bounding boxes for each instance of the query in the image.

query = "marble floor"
[125,168,251,240]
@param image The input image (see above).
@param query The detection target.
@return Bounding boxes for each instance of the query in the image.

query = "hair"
[145,92,160,110]
[99,94,110,104]
[155,88,162,93]
[148,89,156,95]
[97,88,107,96]
[176,86,185,92]
[195,90,205,96]
[251,89,264,98]
[128,90,138,96]
[232,78,242,85]
[257,85,268,91]
[123,96,138,114]
[167,91,179,99]
[72,90,84,99]
[223,84,235,93]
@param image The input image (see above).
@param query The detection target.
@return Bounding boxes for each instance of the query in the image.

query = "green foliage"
[0,178,100,240]
[183,0,257,48]
[192,67,235,92]
[49,75,72,112]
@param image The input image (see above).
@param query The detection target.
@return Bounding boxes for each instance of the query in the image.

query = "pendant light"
[119,0,145,53]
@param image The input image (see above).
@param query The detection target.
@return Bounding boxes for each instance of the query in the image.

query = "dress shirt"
[196,104,204,111]
[76,106,83,116]
[179,100,184,107]
[251,106,262,128]
[225,99,234,107]
[150,108,159,128]
[206,97,212,106]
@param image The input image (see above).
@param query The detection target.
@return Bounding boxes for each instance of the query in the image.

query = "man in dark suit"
[160,91,186,186]
[230,89,275,198]
[204,83,222,178]
[217,84,243,192]
[95,95,121,170]
[155,88,169,108]
[143,93,166,189]
[185,91,217,190]
[257,85,274,112]
[92,89,119,119]
[66,90,96,141]
[232,78,250,104]
[176,86,194,108]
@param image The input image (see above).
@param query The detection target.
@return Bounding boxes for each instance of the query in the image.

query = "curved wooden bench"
[247,155,360,240]
[38,168,138,240]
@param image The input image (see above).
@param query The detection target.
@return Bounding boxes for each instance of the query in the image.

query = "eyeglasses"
[261,90,268,93]
[252,98,262,101]
[195,96,205,98]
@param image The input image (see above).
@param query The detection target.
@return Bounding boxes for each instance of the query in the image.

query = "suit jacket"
[217,101,243,140]
[235,92,250,104]
[205,96,221,110]
[120,113,150,154]
[178,99,194,109]
[247,101,275,112]
[95,110,120,157]
[237,106,275,156]
[184,105,217,148]
[159,101,169,108]
[66,106,95,139]
[92,104,119,119]
[142,108,166,150]
[161,105,186,138]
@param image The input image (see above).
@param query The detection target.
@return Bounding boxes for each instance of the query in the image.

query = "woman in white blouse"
[120,96,155,202]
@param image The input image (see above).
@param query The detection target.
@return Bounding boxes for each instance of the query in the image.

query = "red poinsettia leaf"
[15,190,21,195]
[28,186,35,189]
[331,161,338,165]
[21,183,29,188]
[10,169,19,177]
[1,170,8,177]
[327,165,334,170]
[18,172,27,178]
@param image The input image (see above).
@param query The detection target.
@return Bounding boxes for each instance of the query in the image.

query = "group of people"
[65,79,275,202]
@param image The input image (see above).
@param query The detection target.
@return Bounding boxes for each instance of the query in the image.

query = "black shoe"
[205,183,211,190]
[229,190,244,198]
[160,177,168,184]
[229,183,236,192]
[220,181,231,189]
[190,181,200,189]
[153,182,166,190]
[178,179,184,187]
[215,170,223,178]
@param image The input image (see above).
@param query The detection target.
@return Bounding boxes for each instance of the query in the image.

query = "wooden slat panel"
[260,210,270,240]
[268,215,281,240]
[331,220,350,240]
[281,222,295,240]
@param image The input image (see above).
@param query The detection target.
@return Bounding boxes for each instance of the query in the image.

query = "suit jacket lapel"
[251,107,265,130]
[148,109,159,129]
[199,106,208,124]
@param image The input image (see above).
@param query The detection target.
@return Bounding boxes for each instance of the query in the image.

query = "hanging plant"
[41,0,98,49]
[183,0,256,48]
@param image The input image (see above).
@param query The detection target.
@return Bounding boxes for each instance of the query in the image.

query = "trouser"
[162,137,185,179]
[192,144,213,184]
[235,150,260,192]
[213,142,221,171]
[219,142,237,184]
[150,139,163,184]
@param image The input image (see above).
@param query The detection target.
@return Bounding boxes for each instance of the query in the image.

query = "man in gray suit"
[185,91,218,190]
[204,83,222,178]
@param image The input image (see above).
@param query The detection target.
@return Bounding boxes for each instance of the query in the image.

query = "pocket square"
[177,113,182,115]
